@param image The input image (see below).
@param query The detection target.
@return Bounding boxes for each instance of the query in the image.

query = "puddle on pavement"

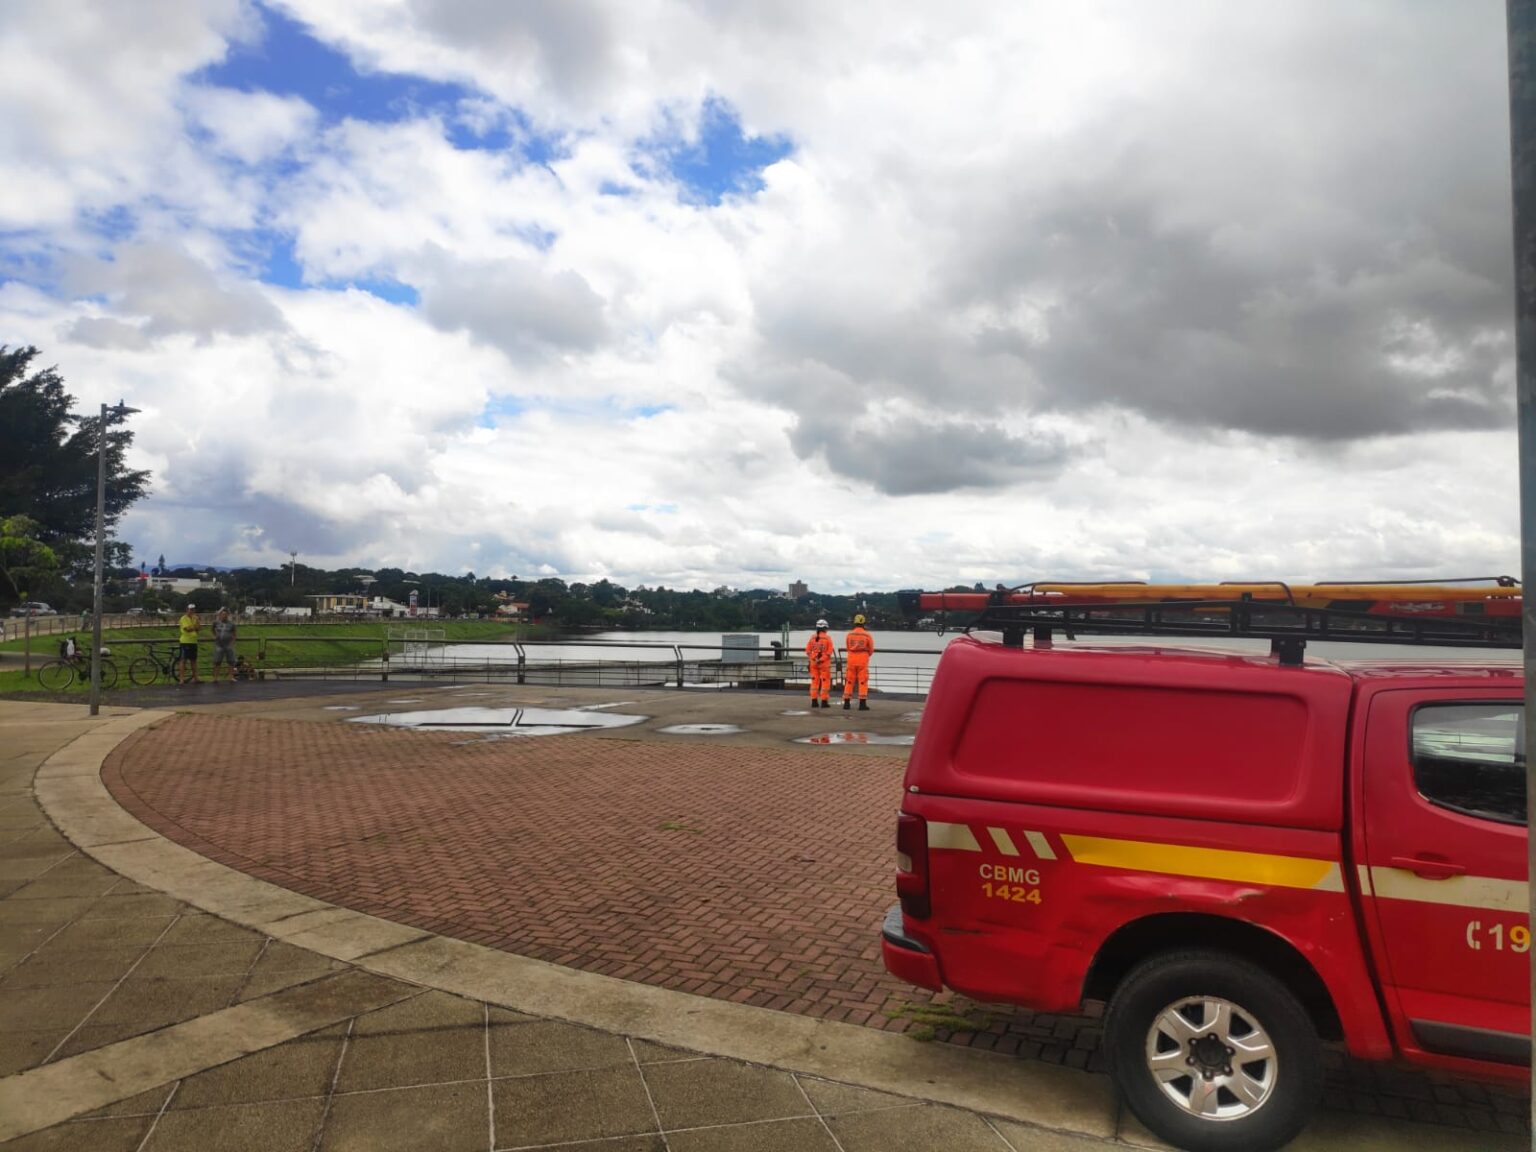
[657,724,746,735]
[386,698,424,704]
[899,710,924,724]
[795,731,916,746]
[781,710,811,716]
[350,706,645,737]
[322,705,361,711]
[578,701,639,711]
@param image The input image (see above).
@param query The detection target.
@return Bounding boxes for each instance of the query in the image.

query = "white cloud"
[0,0,1518,590]
[184,86,318,165]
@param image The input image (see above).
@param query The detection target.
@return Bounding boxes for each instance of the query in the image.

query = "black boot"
[842,699,851,710]
[820,700,829,708]
[858,700,869,711]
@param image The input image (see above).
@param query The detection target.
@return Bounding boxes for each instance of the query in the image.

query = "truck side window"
[1410,704,1526,826]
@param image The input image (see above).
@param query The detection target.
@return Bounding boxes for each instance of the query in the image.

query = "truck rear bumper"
[881,904,943,991]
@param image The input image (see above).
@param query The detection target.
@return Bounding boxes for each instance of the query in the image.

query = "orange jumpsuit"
[805,632,835,704]
[843,626,874,701]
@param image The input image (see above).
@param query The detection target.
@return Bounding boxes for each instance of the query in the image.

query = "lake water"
[421,628,1518,697]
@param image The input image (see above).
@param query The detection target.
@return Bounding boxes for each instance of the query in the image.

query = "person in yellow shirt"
[842,614,874,710]
[804,619,835,708]
[177,603,201,685]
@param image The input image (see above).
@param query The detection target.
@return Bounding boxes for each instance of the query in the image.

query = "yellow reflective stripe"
[929,822,981,852]
[988,827,1018,856]
[1369,867,1528,912]
[1061,835,1340,890]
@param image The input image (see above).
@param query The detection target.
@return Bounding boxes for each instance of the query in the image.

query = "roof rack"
[896,579,1522,665]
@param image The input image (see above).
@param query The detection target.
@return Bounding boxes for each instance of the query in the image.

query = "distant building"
[788,580,809,599]
[367,596,438,618]
[494,601,529,618]
[147,575,221,596]
[307,593,367,615]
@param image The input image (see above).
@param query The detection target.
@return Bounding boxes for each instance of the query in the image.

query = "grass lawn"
[0,618,533,695]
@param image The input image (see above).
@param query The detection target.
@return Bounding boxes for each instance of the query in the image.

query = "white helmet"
[815,618,828,629]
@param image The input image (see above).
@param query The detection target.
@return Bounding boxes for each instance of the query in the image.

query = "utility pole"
[1504,0,1536,1122]
[289,550,298,587]
[90,401,139,716]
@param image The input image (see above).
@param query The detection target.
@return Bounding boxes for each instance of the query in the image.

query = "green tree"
[0,347,151,593]
[0,514,59,604]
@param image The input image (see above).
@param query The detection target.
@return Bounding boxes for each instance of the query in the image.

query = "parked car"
[882,581,1525,1151]
[9,601,56,617]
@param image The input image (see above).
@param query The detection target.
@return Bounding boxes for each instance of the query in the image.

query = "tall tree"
[0,347,151,596]
[0,515,58,604]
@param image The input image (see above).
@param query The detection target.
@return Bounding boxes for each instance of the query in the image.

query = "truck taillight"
[896,812,930,920]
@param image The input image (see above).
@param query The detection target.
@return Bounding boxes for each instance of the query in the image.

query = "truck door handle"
[1390,856,1466,880]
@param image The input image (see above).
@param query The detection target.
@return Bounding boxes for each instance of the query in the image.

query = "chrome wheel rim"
[1144,996,1277,1121]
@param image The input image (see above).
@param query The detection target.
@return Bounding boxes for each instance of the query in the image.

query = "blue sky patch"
[478,396,530,428]
[200,5,467,127]
[198,2,564,163]
[659,97,792,205]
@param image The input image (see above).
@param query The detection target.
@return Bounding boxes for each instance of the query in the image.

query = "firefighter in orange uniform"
[842,614,874,710]
[805,619,835,708]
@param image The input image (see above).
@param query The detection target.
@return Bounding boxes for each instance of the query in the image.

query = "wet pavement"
[0,692,1526,1149]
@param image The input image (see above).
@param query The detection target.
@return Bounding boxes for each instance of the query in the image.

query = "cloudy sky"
[0,1,1517,591]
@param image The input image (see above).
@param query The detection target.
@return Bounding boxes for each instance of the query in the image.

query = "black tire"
[37,660,75,692]
[1105,950,1321,1152]
[128,657,160,687]
[98,659,118,690]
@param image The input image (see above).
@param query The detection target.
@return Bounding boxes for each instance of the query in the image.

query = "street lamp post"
[90,401,140,716]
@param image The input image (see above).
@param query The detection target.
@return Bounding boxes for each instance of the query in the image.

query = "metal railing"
[3,613,161,641]
[255,635,945,696]
[9,630,949,697]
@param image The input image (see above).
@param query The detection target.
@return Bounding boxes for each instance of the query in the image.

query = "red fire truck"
[881,580,1526,1151]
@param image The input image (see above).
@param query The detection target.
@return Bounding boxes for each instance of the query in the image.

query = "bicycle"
[127,643,188,687]
[37,651,119,691]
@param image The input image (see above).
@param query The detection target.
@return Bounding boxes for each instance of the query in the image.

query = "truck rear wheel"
[1105,950,1321,1152]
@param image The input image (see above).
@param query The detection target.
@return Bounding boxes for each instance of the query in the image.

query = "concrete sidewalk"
[0,701,1520,1151]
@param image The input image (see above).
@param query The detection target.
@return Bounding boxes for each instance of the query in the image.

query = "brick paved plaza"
[104,712,988,1044]
[95,686,1530,1133]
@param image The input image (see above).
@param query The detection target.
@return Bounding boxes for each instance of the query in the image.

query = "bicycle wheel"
[37,660,76,691]
[128,656,160,687]
[99,659,118,690]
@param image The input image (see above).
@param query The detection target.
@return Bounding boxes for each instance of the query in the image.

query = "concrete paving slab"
[489,1018,634,1077]
[490,1065,657,1147]
[667,1116,841,1152]
[0,1115,153,1151]
[2,945,144,988]
[1115,1106,1525,1150]
[643,1058,813,1130]
[142,1097,325,1152]
[826,1104,1011,1152]
[994,1117,1136,1151]
[351,988,484,1035]
[798,1076,914,1116]
[76,892,185,918]
[336,1025,486,1092]
[88,975,245,1029]
[235,963,343,1003]
[45,914,176,951]
[323,1080,489,1152]
[0,897,97,926]
[0,970,415,1142]
[0,981,117,1031]
[629,1038,706,1064]
[82,1084,176,1118]
[132,940,264,979]
[172,1028,343,1109]
[0,1030,66,1078]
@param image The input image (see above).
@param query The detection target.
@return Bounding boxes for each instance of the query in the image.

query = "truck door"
[1358,687,1529,1068]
